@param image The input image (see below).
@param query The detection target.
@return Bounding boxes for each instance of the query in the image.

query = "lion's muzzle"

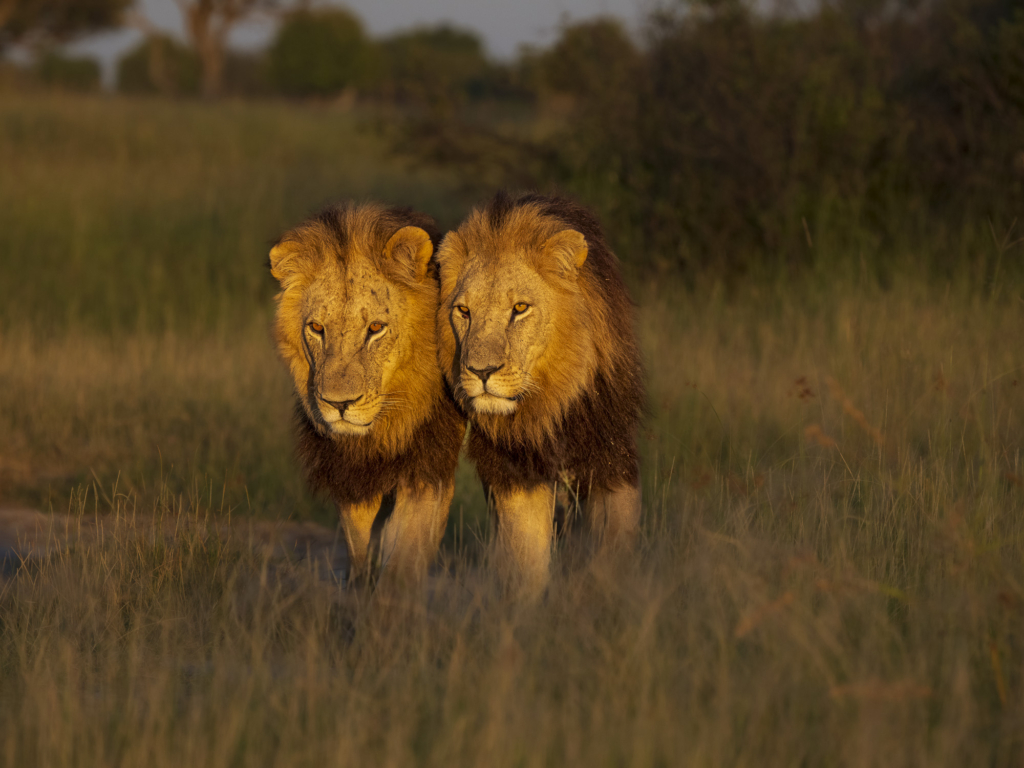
[460,366,521,415]
[321,394,361,413]
[456,309,529,416]
[315,391,381,433]
[467,364,502,384]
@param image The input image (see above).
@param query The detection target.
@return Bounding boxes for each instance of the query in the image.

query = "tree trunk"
[179,0,232,99]
[198,31,226,98]
[0,0,16,32]
[147,36,171,94]
[175,1,275,99]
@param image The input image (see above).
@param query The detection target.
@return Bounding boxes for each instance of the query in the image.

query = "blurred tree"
[394,0,1023,276]
[0,0,130,51]
[540,17,640,102]
[222,51,270,96]
[627,5,901,265]
[268,7,370,97]
[35,50,100,90]
[531,19,645,253]
[992,9,1024,112]
[376,25,490,107]
[172,0,280,98]
[117,34,201,95]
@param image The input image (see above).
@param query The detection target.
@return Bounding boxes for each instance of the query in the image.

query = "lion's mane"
[273,202,465,505]
[437,192,644,494]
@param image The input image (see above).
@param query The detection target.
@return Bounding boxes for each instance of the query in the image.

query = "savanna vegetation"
[1,91,1022,766]
[1,0,1023,763]
[404,0,1024,278]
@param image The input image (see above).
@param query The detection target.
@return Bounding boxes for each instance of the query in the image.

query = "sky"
[68,0,653,87]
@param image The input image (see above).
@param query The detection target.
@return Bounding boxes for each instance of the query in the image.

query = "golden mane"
[272,201,445,460]
[436,193,644,460]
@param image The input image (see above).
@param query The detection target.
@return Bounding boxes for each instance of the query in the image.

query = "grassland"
[1,93,1023,766]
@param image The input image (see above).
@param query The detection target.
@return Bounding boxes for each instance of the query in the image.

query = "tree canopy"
[175,0,279,98]
[0,0,130,50]
[376,25,491,105]
[268,7,370,96]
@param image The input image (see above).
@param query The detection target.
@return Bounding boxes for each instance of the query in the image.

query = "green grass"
[1,92,1024,766]
[0,92,479,522]
[0,93,470,334]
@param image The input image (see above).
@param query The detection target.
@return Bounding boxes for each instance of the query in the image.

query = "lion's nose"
[467,365,502,384]
[321,395,361,414]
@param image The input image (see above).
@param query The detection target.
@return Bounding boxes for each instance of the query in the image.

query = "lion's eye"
[513,302,530,315]
[308,321,324,333]
[455,305,470,318]
[368,321,385,334]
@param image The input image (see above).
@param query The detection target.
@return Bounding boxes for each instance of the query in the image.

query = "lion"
[435,192,645,595]
[269,201,465,585]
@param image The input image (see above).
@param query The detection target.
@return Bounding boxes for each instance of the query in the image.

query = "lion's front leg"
[584,483,642,552]
[338,494,383,585]
[377,482,454,585]
[490,483,557,600]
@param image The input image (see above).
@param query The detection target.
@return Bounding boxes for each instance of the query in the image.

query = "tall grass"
[1,93,1023,765]
[0,93,469,334]
[0,92,478,519]
[2,332,1023,766]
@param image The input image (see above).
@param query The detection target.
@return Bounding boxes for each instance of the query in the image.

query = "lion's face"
[295,258,410,435]
[447,261,553,415]
[271,213,439,445]
[438,226,596,418]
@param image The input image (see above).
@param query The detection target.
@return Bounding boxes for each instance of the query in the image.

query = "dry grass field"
[1,93,1023,766]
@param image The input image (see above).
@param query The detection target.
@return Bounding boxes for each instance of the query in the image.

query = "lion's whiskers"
[517,376,542,398]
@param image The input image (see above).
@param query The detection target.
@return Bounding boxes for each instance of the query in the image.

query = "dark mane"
[485,190,517,230]
[469,192,646,495]
[309,202,443,259]
[296,393,465,505]
[275,200,463,505]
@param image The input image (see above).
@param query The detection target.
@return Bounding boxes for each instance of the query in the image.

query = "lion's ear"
[268,240,306,284]
[542,230,588,278]
[435,231,465,271]
[384,226,433,283]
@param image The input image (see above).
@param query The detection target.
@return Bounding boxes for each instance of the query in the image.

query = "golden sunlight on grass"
[2,94,1023,766]
[2,276,1022,766]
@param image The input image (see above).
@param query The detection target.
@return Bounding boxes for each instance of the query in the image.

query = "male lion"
[436,192,644,594]
[269,202,465,585]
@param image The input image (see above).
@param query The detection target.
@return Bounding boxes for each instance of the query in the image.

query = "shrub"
[117,35,201,96]
[36,51,100,92]
[375,25,491,107]
[400,0,1024,277]
[268,8,372,97]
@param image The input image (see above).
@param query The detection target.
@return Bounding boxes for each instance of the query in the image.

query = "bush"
[117,35,201,96]
[35,51,100,92]
[402,0,1024,276]
[0,0,131,52]
[538,17,639,102]
[222,52,271,98]
[375,25,492,107]
[632,6,901,268]
[268,8,371,97]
